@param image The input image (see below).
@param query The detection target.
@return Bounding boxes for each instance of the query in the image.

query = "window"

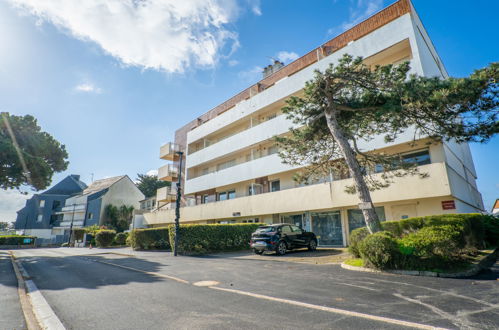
[202,195,208,204]
[217,159,236,171]
[202,168,209,175]
[291,225,302,233]
[347,207,386,233]
[37,214,43,222]
[271,180,280,192]
[52,200,61,210]
[218,192,227,201]
[228,190,236,199]
[267,145,278,155]
[39,200,45,208]
[281,225,292,234]
[87,213,93,220]
[267,113,277,121]
[402,150,431,166]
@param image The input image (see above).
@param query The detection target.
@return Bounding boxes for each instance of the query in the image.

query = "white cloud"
[328,0,384,35]
[276,51,299,63]
[228,59,239,67]
[7,0,241,73]
[146,169,159,176]
[0,190,32,223]
[74,83,102,94]
[247,0,262,16]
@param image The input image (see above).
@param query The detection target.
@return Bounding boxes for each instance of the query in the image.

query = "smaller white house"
[492,199,499,216]
[52,175,144,237]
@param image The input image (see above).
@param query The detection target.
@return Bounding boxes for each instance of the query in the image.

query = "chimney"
[262,61,285,79]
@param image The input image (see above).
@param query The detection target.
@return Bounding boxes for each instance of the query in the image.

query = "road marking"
[209,286,448,330]
[90,259,190,284]
[193,280,220,287]
[10,252,65,330]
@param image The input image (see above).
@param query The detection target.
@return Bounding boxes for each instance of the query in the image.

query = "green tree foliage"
[277,55,498,233]
[0,113,69,191]
[104,204,134,232]
[135,173,170,198]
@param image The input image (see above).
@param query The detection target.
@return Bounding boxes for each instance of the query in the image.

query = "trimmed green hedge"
[113,232,129,246]
[95,230,116,248]
[0,235,36,245]
[169,224,260,255]
[129,227,170,250]
[350,213,496,270]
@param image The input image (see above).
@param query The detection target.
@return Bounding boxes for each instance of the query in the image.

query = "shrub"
[483,215,499,247]
[348,227,369,258]
[95,230,116,247]
[129,227,170,250]
[399,225,462,259]
[358,231,400,269]
[113,232,129,246]
[0,235,36,245]
[169,224,260,255]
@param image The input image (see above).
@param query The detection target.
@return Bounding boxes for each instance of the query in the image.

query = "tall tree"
[277,55,498,234]
[136,173,170,198]
[0,112,69,191]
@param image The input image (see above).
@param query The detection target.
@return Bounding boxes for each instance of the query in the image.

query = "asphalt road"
[0,251,26,330]
[10,248,499,330]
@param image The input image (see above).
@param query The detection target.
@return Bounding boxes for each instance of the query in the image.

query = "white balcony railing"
[156,186,177,203]
[158,164,179,182]
[160,142,181,161]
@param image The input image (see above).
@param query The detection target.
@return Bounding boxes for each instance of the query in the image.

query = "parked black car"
[250,224,317,255]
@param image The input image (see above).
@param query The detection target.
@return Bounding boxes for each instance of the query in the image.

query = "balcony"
[158,164,179,182]
[160,142,181,161]
[156,186,177,203]
[145,163,452,225]
[58,204,86,213]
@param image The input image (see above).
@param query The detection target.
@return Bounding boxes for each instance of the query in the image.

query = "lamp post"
[173,151,183,256]
[67,203,76,247]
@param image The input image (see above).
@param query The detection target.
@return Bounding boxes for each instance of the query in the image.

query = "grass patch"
[344,258,364,267]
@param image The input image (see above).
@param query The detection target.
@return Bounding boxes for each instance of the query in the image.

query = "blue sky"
[1,0,498,221]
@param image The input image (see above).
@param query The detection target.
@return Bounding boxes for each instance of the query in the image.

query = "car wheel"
[254,249,264,255]
[308,239,317,251]
[276,241,287,256]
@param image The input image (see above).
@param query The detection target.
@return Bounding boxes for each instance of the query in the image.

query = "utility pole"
[173,151,183,256]
[67,203,76,247]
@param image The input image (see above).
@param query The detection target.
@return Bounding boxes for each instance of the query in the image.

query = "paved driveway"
[12,248,499,329]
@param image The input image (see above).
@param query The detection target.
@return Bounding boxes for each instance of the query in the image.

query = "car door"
[280,225,295,248]
[290,225,307,246]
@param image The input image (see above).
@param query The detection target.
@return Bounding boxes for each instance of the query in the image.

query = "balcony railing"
[156,186,177,203]
[158,164,179,182]
[58,204,87,213]
[160,142,181,161]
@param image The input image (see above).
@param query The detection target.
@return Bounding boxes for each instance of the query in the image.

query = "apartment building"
[144,0,484,246]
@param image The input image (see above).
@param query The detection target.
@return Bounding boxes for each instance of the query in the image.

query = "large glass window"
[281,225,292,234]
[311,211,343,246]
[218,192,227,201]
[347,206,386,233]
[228,190,236,199]
[402,150,431,166]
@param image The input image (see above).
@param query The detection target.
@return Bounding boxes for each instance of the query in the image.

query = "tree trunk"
[324,108,382,234]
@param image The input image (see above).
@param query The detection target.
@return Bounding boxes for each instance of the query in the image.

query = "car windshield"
[255,226,277,233]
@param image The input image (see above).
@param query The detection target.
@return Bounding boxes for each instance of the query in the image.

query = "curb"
[10,252,66,330]
[341,248,499,278]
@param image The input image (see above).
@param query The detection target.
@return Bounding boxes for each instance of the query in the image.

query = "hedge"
[350,213,497,270]
[169,224,260,255]
[128,227,170,250]
[0,235,36,245]
[72,228,86,241]
[113,232,129,246]
[95,230,116,248]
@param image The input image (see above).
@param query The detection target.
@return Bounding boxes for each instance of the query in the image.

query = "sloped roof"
[83,175,126,195]
[43,174,87,195]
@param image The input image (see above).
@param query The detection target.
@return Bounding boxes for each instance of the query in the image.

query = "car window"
[255,226,276,233]
[281,225,292,233]
[291,225,302,233]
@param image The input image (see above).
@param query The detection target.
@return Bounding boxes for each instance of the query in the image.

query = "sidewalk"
[0,251,26,330]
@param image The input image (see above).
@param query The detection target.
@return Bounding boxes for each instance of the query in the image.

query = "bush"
[399,225,462,259]
[113,232,129,246]
[129,227,170,250]
[95,230,116,247]
[348,227,369,258]
[483,215,499,247]
[0,235,36,245]
[169,224,260,255]
[358,231,400,269]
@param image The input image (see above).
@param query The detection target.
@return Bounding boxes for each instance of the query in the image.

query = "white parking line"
[209,286,448,330]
